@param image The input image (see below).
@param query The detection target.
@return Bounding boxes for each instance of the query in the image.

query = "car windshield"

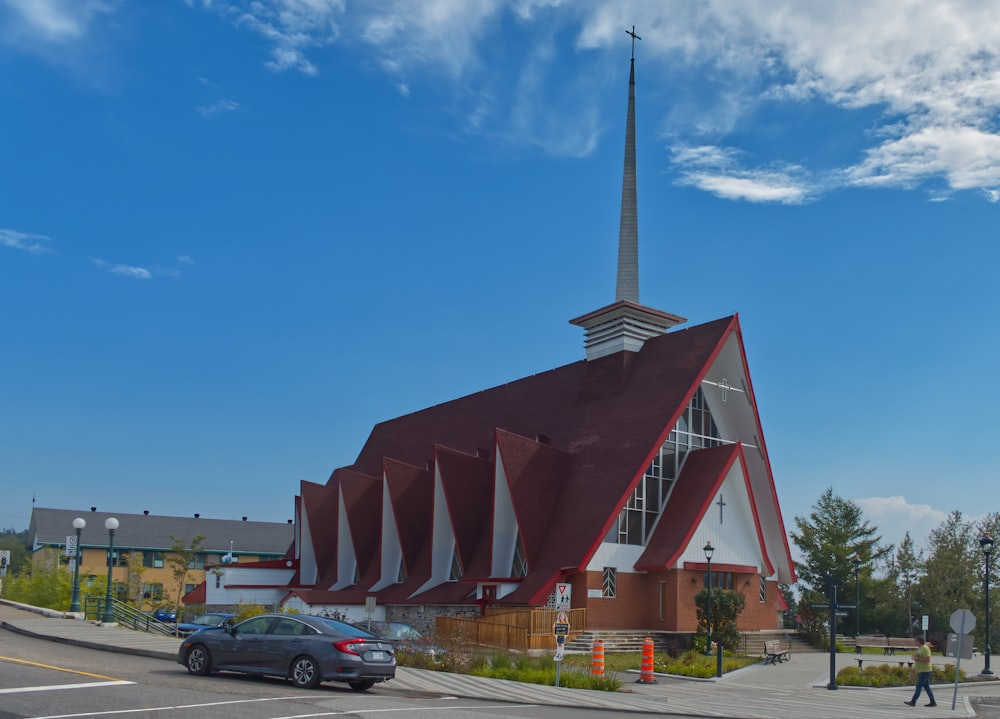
[367,622,421,640]
[314,617,378,638]
[190,615,225,626]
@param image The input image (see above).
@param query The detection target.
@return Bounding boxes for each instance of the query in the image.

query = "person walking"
[904,636,936,707]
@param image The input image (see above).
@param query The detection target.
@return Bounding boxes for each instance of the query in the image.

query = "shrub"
[837,662,964,687]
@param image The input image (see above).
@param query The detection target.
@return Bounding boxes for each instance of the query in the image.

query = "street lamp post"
[982,533,994,676]
[852,554,861,637]
[703,541,722,677]
[101,518,119,624]
[704,541,714,656]
[69,517,86,613]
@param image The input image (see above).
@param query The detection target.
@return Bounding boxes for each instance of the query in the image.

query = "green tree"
[791,488,892,606]
[0,529,30,575]
[916,510,978,639]
[167,534,205,628]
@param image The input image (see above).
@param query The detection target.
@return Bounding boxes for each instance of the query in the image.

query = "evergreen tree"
[791,487,891,596]
[916,511,978,640]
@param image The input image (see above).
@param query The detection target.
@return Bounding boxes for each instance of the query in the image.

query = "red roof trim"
[730,318,796,583]
[683,562,758,573]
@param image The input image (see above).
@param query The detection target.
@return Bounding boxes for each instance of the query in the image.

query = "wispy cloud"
[177,255,196,265]
[91,258,152,279]
[196,98,240,116]
[0,0,113,44]
[0,228,54,254]
[672,145,813,204]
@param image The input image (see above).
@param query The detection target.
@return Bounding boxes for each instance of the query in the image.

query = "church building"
[202,40,795,635]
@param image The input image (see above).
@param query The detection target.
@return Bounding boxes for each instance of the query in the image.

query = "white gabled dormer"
[413,461,459,596]
[329,484,357,590]
[491,447,526,578]
[298,501,318,586]
[371,471,405,591]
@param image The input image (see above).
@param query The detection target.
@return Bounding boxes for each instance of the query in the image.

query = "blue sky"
[2,1,998,561]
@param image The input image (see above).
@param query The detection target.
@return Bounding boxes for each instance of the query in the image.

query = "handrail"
[83,597,177,637]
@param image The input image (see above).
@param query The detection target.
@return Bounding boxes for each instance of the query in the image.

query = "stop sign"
[950,608,976,634]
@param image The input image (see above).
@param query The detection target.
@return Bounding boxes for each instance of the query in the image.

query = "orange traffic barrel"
[637,636,657,683]
[591,638,605,676]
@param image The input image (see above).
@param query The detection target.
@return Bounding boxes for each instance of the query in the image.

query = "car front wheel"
[290,655,321,688]
[349,679,375,691]
[185,645,212,676]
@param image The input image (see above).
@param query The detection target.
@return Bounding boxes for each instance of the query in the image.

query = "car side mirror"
[225,623,237,635]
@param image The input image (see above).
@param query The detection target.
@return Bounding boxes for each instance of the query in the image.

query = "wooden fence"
[437,608,586,652]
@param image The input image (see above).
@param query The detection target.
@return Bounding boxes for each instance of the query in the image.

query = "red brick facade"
[576,568,781,632]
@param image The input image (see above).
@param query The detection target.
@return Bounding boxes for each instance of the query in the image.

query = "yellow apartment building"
[27,507,293,610]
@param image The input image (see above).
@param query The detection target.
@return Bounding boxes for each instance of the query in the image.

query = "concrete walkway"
[3,600,1000,717]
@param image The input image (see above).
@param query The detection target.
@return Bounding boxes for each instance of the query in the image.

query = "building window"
[215,574,221,589]
[703,571,733,590]
[143,551,164,569]
[145,582,164,600]
[511,536,528,578]
[185,583,197,595]
[448,548,463,582]
[614,387,725,545]
[112,551,129,568]
[602,567,617,598]
[759,577,766,603]
[187,553,207,570]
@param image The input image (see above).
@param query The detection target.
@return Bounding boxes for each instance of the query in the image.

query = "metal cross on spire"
[626,25,641,60]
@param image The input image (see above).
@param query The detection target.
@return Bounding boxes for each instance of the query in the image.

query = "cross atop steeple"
[626,25,641,60]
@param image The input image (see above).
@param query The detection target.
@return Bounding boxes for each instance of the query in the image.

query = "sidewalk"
[2,600,998,718]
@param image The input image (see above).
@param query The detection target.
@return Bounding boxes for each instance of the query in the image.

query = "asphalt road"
[0,629,700,719]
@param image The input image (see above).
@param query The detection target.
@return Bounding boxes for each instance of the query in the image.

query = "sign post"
[553,610,570,687]
[811,578,854,690]
[948,609,976,711]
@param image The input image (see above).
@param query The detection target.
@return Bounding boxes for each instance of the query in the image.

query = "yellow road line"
[0,655,122,681]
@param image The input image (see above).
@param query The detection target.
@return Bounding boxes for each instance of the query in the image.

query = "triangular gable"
[435,445,492,579]
[376,458,435,604]
[300,480,339,586]
[339,470,382,586]
[495,429,570,568]
[635,442,773,576]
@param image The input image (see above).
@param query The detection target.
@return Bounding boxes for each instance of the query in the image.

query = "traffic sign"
[950,609,976,634]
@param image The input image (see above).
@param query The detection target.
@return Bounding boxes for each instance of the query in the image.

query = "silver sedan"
[177,613,396,691]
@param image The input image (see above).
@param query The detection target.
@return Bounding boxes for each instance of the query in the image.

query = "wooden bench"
[763,640,789,665]
[854,635,886,654]
[854,635,915,655]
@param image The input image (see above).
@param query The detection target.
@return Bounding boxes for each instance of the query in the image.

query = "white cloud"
[13,1,1000,197]
[91,258,152,279]
[177,255,196,265]
[0,0,112,44]
[0,228,53,254]
[854,496,949,551]
[196,98,240,116]
[672,144,813,203]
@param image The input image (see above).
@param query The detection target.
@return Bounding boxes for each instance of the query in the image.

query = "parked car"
[177,612,235,636]
[351,621,446,660]
[153,607,176,623]
[177,613,395,690]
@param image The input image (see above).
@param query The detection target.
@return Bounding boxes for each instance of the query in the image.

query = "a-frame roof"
[634,443,774,576]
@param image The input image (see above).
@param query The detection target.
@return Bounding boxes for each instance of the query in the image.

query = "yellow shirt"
[913,642,932,673]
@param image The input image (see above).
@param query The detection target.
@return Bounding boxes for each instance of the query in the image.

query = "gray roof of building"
[28,507,293,556]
